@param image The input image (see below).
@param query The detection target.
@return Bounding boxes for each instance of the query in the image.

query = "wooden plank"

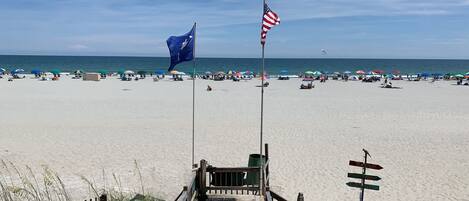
[347,173,381,181]
[349,161,383,170]
[346,182,380,191]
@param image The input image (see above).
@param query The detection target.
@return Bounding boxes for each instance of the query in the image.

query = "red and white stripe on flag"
[261,3,280,45]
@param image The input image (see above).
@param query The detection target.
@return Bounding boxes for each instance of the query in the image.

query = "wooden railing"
[175,144,304,201]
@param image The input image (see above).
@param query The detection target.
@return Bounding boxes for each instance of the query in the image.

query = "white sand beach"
[0,76,468,200]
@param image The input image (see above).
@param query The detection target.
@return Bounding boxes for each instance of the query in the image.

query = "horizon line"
[1,54,469,61]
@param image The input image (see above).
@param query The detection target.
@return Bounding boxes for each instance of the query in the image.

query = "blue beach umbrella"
[421,72,430,77]
[155,70,165,75]
[343,71,351,74]
[12,69,25,74]
[280,70,288,75]
[31,69,42,75]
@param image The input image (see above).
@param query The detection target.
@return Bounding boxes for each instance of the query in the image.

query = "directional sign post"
[346,149,383,201]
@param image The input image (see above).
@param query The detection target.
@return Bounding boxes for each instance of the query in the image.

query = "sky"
[1,0,469,59]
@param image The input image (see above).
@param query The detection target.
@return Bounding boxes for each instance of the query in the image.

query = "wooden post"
[198,160,208,201]
[360,149,370,201]
[265,143,270,187]
[297,192,304,201]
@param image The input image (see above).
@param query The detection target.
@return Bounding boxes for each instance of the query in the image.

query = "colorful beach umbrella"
[392,70,401,75]
[356,70,365,75]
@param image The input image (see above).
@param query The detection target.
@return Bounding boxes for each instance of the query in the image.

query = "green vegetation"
[0,160,165,201]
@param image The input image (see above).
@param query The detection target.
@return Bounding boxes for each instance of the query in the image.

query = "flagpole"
[259,0,266,197]
[192,22,197,168]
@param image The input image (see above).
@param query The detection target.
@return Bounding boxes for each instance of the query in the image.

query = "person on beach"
[207,85,212,91]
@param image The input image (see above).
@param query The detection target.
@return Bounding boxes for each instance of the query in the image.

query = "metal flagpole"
[192,22,197,168]
[259,0,266,196]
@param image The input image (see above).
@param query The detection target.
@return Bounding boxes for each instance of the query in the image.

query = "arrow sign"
[348,173,381,181]
[349,160,383,170]
[346,182,380,191]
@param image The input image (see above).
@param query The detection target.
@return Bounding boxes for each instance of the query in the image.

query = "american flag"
[261,3,280,45]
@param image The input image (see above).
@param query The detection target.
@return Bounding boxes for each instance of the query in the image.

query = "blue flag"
[166,24,195,71]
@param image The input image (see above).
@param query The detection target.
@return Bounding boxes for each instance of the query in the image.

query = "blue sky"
[1,0,469,59]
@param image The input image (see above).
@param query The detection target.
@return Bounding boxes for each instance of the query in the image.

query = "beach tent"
[12,69,25,74]
[356,70,365,75]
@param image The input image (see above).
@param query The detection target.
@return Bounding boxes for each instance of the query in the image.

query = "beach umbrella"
[204,71,212,75]
[245,70,253,75]
[50,69,61,75]
[343,71,351,74]
[0,68,6,73]
[155,70,165,75]
[356,70,365,75]
[177,71,186,75]
[372,70,384,74]
[312,71,322,76]
[421,72,430,77]
[216,71,225,75]
[12,69,25,74]
[392,70,401,75]
[280,70,288,75]
[465,72,469,75]
[31,69,42,75]
[74,70,83,74]
[304,71,314,75]
[454,74,464,78]
[124,70,134,75]
[98,70,108,75]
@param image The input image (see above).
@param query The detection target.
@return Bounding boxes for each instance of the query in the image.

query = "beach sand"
[1,76,468,200]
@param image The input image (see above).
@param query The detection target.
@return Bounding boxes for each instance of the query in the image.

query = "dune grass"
[0,160,164,201]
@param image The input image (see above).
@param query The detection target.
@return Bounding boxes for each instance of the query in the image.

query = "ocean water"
[0,55,468,74]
